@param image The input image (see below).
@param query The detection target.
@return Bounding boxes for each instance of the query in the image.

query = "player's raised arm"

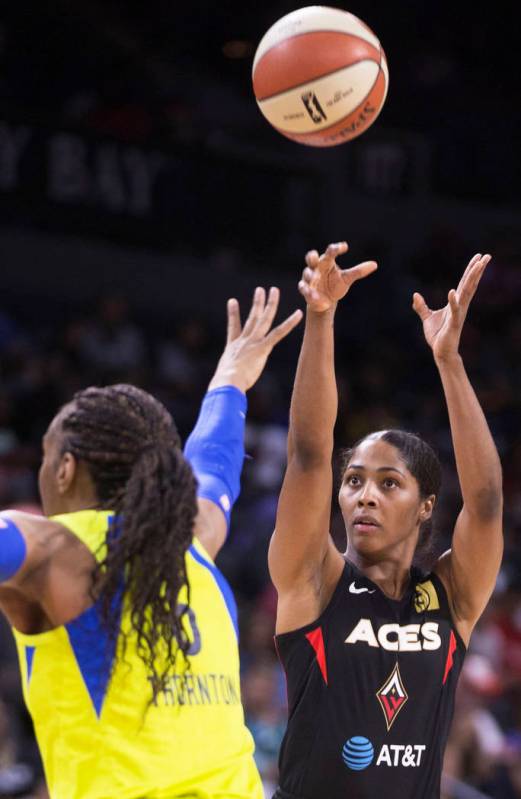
[269,243,377,632]
[184,287,302,560]
[413,253,503,646]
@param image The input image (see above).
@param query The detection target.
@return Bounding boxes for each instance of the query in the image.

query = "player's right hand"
[208,287,303,394]
[299,242,377,312]
[412,253,491,363]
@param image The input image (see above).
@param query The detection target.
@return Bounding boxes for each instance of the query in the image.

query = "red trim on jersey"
[305,627,328,685]
[442,630,457,685]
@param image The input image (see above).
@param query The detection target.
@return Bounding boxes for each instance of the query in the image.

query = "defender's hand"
[412,253,491,362]
[298,242,378,313]
[209,287,303,393]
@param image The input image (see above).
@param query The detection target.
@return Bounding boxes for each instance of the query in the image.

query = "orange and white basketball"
[252,6,389,147]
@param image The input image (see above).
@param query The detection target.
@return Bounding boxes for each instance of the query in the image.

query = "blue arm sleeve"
[0,515,27,582]
[184,386,247,532]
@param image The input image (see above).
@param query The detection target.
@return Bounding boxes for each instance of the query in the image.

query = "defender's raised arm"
[185,286,303,559]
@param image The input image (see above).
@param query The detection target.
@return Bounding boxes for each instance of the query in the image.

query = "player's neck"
[348,550,414,601]
[47,493,100,517]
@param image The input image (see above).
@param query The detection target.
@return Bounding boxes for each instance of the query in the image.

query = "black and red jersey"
[274,558,466,799]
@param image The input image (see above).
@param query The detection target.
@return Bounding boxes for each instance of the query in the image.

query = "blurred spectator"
[242,659,286,799]
[157,317,210,396]
[0,696,39,798]
[76,292,146,383]
[443,654,521,798]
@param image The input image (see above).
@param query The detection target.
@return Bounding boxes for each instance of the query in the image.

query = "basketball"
[252,6,389,147]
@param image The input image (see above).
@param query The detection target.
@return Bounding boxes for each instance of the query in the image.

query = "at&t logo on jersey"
[345,618,442,651]
[342,736,426,770]
[341,737,374,770]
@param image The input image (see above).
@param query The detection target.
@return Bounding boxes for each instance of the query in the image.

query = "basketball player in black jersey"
[269,243,503,799]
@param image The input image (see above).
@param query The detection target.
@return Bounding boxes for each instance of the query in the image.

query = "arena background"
[0,2,520,796]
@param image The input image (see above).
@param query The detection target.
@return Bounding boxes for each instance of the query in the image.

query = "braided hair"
[57,384,198,702]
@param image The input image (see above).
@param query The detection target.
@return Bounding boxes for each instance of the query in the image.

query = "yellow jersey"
[12,510,263,799]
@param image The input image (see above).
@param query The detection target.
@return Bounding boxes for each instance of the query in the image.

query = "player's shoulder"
[0,509,84,554]
[2,509,60,534]
[1,509,46,537]
[431,549,451,594]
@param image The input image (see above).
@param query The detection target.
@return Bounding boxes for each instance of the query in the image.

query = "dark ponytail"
[58,384,198,702]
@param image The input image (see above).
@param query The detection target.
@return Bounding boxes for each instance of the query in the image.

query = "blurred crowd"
[0,3,520,798]
[1,1,520,202]
[0,225,518,798]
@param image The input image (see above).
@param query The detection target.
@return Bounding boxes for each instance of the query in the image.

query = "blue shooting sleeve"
[0,515,27,582]
[184,386,247,533]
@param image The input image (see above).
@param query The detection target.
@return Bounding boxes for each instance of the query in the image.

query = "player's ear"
[56,452,78,495]
[419,495,435,523]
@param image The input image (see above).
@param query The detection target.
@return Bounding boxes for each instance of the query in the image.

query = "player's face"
[339,436,429,559]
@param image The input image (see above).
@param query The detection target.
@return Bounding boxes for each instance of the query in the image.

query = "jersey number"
[177,604,201,655]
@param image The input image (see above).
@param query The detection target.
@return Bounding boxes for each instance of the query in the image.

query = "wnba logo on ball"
[341,736,374,770]
[301,92,327,124]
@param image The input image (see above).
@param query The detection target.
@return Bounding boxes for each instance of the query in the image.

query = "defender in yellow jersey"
[0,288,302,799]
[13,511,258,798]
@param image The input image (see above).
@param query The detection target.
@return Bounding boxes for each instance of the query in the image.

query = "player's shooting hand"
[298,242,378,313]
[412,253,491,362]
[208,287,303,393]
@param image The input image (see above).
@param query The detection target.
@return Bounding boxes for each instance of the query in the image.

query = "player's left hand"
[412,253,491,361]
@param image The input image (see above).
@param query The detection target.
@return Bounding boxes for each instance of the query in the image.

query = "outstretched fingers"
[412,292,431,321]
[457,253,491,307]
[255,286,281,337]
[242,286,266,336]
[341,260,378,285]
[304,241,349,282]
[239,285,301,343]
[266,309,303,347]
[326,241,349,259]
[447,288,461,320]
[305,249,320,270]
[226,298,242,343]
[317,241,349,273]
[456,253,482,293]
